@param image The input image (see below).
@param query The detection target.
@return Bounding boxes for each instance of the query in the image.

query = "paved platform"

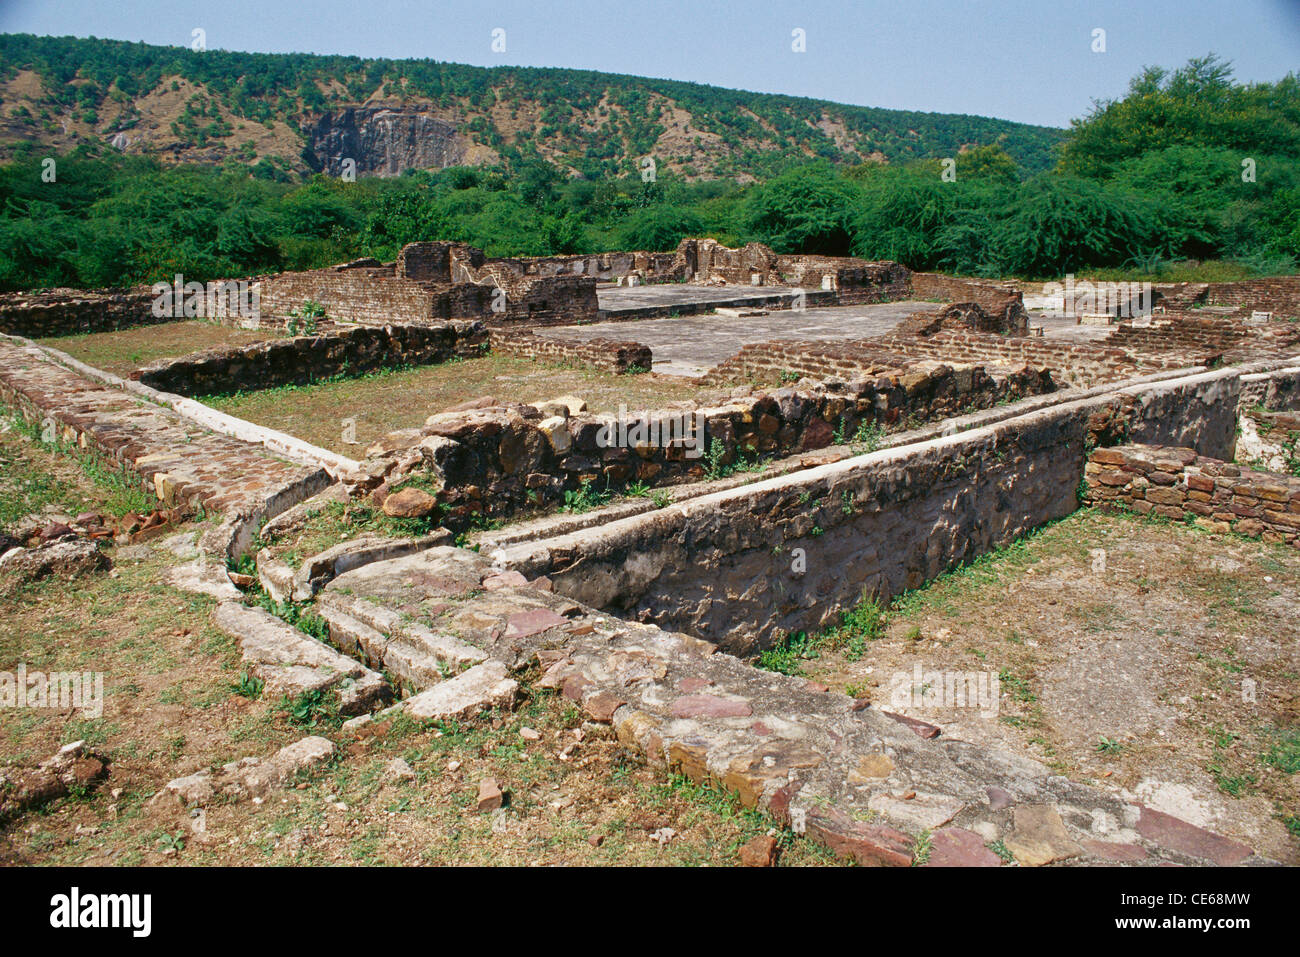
[544,300,934,376]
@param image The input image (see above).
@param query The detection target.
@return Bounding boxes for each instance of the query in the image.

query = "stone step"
[212,601,390,715]
[316,592,486,692]
[378,660,517,721]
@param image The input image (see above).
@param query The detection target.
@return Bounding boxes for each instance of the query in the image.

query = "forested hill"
[0,33,1065,180]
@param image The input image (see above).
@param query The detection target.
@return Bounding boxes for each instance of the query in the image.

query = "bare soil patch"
[801,509,1300,863]
[201,356,717,454]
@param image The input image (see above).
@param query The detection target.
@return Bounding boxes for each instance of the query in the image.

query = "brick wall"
[0,287,163,337]
[488,329,652,374]
[1150,277,1300,317]
[876,330,1189,389]
[131,322,487,396]
[1085,443,1300,547]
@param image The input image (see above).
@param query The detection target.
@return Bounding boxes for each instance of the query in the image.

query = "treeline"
[0,56,1296,291]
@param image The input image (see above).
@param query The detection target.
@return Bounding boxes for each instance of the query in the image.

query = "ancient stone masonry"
[130,321,488,397]
[1153,276,1300,317]
[876,329,1189,389]
[0,337,327,517]
[1085,443,1300,546]
[488,365,1252,653]
[487,328,651,374]
[256,243,600,329]
[357,362,1056,529]
[910,272,1027,320]
[305,542,1267,867]
[1103,312,1300,365]
[0,286,159,337]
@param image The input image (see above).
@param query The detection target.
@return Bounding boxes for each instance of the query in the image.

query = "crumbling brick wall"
[1085,443,1300,546]
[876,329,1188,389]
[131,322,487,396]
[489,329,652,374]
[0,287,163,337]
[1154,277,1300,318]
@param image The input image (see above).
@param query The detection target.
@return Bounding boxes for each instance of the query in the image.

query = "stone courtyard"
[2,240,1299,867]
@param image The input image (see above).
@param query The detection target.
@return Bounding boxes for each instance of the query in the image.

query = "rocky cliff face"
[304,107,469,177]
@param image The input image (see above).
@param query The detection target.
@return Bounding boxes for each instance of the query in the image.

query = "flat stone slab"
[384,660,517,721]
[542,300,934,376]
[156,735,335,807]
[924,827,1003,867]
[213,601,390,714]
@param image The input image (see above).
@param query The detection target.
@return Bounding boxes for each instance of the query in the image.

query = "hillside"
[0,33,1065,181]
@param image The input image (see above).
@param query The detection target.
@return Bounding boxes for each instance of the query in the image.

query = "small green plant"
[624,481,652,498]
[651,490,672,509]
[559,478,611,514]
[988,839,1014,863]
[911,829,932,866]
[234,671,264,700]
[156,830,186,853]
[285,299,326,336]
[1261,728,1300,774]
[757,631,818,676]
[280,689,339,728]
[853,420,884,452]
[1096,736,1124,755]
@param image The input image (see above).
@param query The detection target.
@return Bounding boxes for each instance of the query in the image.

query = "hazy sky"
[1,0,1296,128]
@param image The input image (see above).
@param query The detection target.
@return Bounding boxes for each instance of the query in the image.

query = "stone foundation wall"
[131,322,488,397]
[1153,277,1300,317]
[1104,314,1300,362]
[360,362,1054,530]
[1085,443,1300,547]
[257,255,600,328]
[876,330,1188,389]
[488,329,652,374]
[0,287,163,337]
[702,340,916,385]
[910,273,1023,309]
[491,366,1246,652]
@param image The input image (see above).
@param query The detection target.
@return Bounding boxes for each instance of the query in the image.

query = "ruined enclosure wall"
[1203,277,1300,317]
[700,339,1057,408]
[910,273,1021,309]
[488,329,651,374]
[0,287,163,337]
[1086,443,1300,546]
[131,322,488,397]
[258,269,448,325]
[258,266,599,328]
[361,363,1053,528]
[877,330,1187,389]
[496,369,1247,653]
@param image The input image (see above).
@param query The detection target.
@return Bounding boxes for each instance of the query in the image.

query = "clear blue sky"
[1,0,1296,128]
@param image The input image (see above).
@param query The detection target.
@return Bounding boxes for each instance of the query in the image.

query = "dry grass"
[201,355,717,454]
[0,414,829,867]
[38,321,272,377]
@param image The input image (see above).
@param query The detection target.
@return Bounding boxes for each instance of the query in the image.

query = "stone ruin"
[3,246,1300,866]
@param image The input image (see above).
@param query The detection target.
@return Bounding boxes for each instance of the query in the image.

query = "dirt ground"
[201,356,721,453]
[0,410,828,866]
[800,509,1300,864]
[38,321,273,378]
